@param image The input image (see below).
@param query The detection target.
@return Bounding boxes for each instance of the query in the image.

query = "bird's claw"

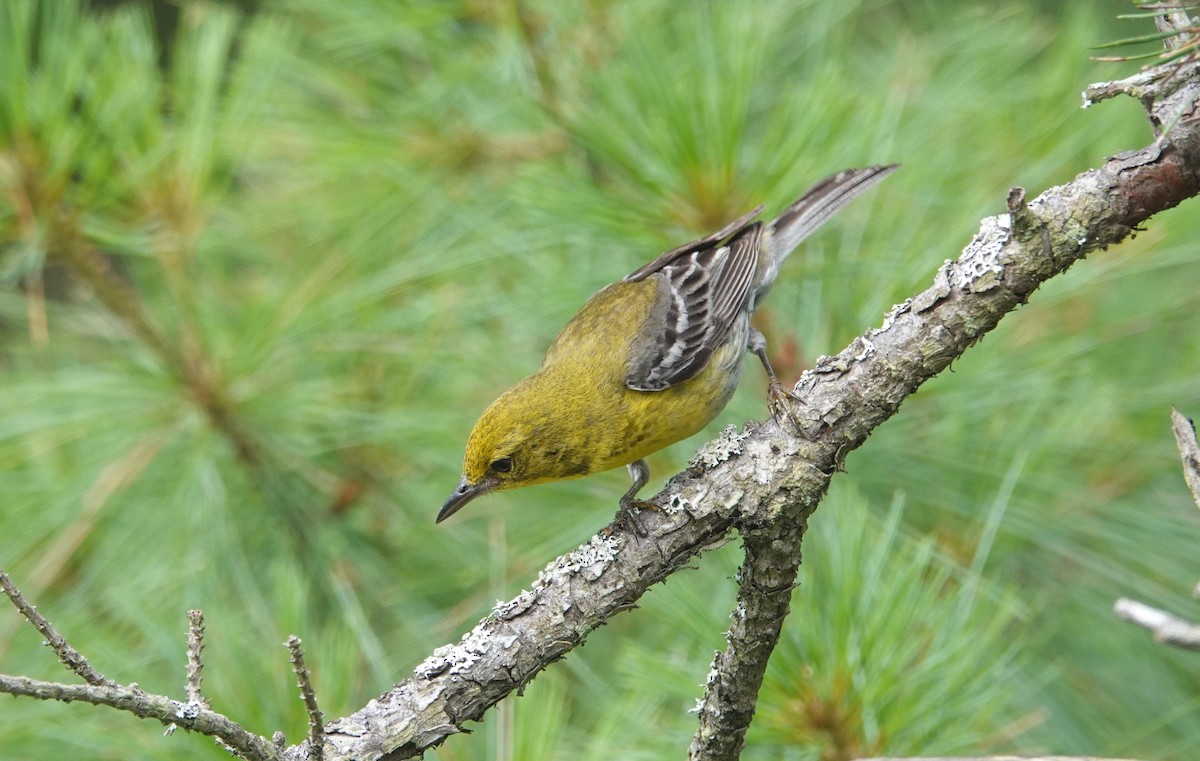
[619,495,658,513]
[767,378,808,437]
[612,495,658,537]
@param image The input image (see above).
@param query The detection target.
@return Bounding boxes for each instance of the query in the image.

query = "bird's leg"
[749,328,804,433]
[607,459,657,537]
[619,459,655,512]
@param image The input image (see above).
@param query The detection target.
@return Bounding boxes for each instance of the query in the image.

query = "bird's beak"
[436,476,494,523]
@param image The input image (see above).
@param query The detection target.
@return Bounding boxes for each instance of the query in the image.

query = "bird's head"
[437,378,582,523]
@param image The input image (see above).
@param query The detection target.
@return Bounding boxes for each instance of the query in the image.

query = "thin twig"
[0,568,118,688]
[0,672,282,761]
[1081,55,1200,112]
[286,635,325,761]
[1115,598,1200,650]
[1170,407,1200,510]
[0,571,279,759]
[185,609,208,708]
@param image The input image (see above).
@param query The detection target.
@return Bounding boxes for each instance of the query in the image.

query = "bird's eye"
[490,457,513,473]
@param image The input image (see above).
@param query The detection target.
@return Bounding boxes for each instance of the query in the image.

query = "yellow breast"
[534,278,746,475]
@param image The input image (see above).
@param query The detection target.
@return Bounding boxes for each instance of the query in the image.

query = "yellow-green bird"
[438,165,897,523]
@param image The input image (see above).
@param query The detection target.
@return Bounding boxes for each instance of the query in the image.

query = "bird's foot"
[766,378,809,438]
[619,494,658,513]
[611,494,658,537]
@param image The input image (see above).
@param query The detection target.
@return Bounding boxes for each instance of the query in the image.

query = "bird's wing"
[623,211,764,391]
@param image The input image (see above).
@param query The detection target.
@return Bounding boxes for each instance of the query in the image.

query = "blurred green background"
[1,1,1198,759]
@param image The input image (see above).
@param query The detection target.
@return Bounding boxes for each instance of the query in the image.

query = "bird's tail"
[754,164,898,301]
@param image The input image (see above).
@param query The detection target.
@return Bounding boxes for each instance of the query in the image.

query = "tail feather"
[754,164,898,299]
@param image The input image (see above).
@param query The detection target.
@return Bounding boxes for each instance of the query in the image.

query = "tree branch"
[0,571,281,760]
[0,569,117,688]
[316,51,1200,761]
[0,673,281,761]
[286,636,326,761]
[688,508,808,760]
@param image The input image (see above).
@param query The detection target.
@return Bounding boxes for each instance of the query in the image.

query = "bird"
[437,165,897,523]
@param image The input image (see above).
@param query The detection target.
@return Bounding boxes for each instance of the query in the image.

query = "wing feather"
[620,165,896,392]
[624,216,762,391]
